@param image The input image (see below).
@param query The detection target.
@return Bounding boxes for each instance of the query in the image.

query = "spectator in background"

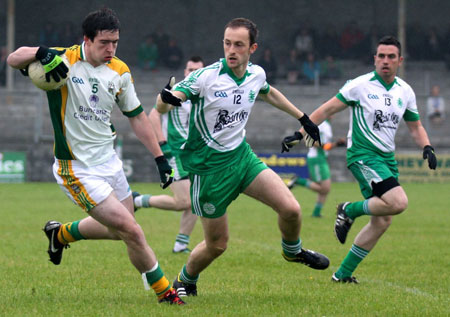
[427,85,446,124]
[340,21,364,59]
[321,55,342,83]
[152,27,170,59]
[164,38,183,70]
[362,25,380,64]
[407,23,426,60]
[39,22,59,47]
[258,47,277,84]
[424,27,442,60]
[138,34,159,70]
[60,22,80,47]
[285,49,302,85]
[302,52,320,84]
[294,27,314,60]
[318,25,340,59]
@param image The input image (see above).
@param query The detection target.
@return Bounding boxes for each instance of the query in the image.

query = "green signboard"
[0,151,26,183]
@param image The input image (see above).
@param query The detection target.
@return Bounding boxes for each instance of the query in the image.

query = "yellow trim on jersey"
[107,56,131,78]
[57,160,96,211]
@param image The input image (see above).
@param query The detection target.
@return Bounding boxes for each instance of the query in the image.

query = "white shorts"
[52,153,131,211]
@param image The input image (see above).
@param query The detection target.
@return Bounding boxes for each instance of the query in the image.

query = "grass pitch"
[0,182,449,316]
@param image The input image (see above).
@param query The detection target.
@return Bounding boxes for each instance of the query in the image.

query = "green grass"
[1,182,449,316]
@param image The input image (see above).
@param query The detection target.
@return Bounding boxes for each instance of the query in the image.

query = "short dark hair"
[225,18,258,46]
[188,56,204,64]
[377,35,402,56]
[82,7,121,41]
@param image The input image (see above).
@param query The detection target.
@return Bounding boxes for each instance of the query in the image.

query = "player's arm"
[156,76,187,114]
[129,111,174,188]
[7,46,39,69]
[261,86,321,148]
[259,86,304,118]
[129,111,164,157]
[148,107,173,158]
[405,120,437,169]
[309,96,347,126]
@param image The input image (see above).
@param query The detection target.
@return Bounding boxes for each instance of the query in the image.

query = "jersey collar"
[219,58,251,86]
[370,71,399,91]
[80,42,87,61]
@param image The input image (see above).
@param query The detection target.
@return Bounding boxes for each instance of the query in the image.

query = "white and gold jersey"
[47,43,142,166]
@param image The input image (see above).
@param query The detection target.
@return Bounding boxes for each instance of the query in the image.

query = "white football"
[28,55,70,91]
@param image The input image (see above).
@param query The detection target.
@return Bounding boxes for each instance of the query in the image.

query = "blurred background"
[1,0,449,182]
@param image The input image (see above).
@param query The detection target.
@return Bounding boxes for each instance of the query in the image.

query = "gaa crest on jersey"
[248,90,256,103]
[397,98,403,108]
[89,94,99,108]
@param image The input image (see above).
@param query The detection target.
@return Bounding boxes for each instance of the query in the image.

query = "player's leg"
[332,215,392,283]
[243,168,329,270]
[312,179,331,217]
[173,215,229,296]
[334,158,405,244]
[171,179,198,253]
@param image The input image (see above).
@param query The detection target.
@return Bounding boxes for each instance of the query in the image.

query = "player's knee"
[372,216,392,233]
[118,221,145,244]
[389,196,408,214]
[278,199,301,221]
[207,241,227,257]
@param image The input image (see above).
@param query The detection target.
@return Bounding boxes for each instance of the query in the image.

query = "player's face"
[184,60,204,77]
[84,30,119,67]
[223,27,257,76]
[374,44,403,83]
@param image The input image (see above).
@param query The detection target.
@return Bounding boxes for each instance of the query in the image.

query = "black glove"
[159,141,173,159]
[35,46,68,83]
[423,145,437,170]
[281,131,303,153]
[299,114,321,147]
[160,76,182,107]
[155,155,174,189]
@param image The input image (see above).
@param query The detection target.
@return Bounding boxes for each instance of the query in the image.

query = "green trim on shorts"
[349,156,399,199]
[190,147,267,218]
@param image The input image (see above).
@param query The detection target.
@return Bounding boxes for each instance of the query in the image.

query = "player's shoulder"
[107,56,131,76]
[341,72,375,90]
[394,76,413,92]
[62,45,81,66]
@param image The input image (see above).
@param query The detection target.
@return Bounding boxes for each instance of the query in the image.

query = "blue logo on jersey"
[72,77,85,84]
[368,94,379,99]
[214,91,228,98]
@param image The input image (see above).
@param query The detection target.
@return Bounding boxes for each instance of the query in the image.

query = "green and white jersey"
[47,43,143,167]
[337,71,420,166]
[161,100,191,154]
[174,58,270,174]
[308,120,332,159]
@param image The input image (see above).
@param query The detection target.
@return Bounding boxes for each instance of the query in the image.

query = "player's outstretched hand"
[281,131,303,153]
[160,76,182,107]
[299,114,321,147]
[35,46,68,83]
[155,155,174,189]
[423,145,437,170]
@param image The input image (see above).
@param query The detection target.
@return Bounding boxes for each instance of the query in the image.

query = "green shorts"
[349,156,399,199]
[190,148,268,218]
[168,152,189,181]
[307,157,330,182]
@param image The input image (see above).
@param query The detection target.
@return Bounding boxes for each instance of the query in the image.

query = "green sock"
[345,199,371,220]
[312,203,323,217]
[282,238,302,257]
[179,264,199,284]
[295,177,311,188]
[335,244,369,278]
